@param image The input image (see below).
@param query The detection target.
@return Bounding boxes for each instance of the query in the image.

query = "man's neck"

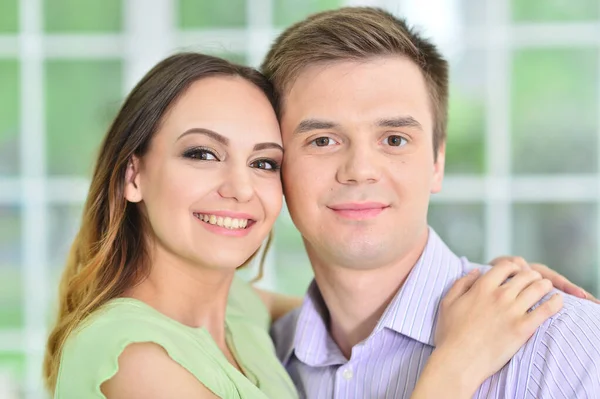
[309,230,429,359]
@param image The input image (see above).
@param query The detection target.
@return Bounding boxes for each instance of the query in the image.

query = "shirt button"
[342,368,353,380]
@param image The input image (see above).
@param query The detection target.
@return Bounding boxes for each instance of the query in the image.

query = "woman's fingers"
[502,269,543,299]
[473,261,521,291]
[529,262,584,298]
[490,256,591,301]
[584,291,600,305]
[433,265,565,388]
[523,293,563,334]
[443,269,480,305]
[515,278,554,313]
[489,256,529,270]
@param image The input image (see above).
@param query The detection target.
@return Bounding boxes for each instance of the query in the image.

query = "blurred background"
[1,0,599,397]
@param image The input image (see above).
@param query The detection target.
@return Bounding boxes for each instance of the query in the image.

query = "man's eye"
[385,135,407,147]
[310,137,337,147]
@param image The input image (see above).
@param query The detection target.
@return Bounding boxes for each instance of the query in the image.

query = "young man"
[264,7,600,398]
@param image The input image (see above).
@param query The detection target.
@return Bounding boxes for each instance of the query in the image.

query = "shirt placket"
[333,362,356,399]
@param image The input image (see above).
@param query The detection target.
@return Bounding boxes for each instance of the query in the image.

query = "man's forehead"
[289,55,421,86]
[281,57,427,106]
[279,58,431,127]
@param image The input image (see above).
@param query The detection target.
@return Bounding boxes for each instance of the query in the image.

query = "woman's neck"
[125,245,236,346]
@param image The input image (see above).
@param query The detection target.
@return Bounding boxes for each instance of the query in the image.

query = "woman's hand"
[489,256,599,304]
[411,261,563,399]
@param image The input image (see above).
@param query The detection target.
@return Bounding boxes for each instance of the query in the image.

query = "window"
[0,0,598,396]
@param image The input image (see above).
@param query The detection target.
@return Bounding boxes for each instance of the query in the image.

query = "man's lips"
[327,202,389,219]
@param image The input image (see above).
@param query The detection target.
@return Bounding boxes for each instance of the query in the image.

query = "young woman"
[44,52,569,398]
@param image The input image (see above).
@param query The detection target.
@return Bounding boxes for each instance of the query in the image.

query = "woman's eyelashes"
[182,146,219,161]
[181,146,280,172]
[250,158,281,172]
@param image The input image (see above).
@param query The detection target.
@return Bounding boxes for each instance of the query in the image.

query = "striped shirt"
[271,228,600,398]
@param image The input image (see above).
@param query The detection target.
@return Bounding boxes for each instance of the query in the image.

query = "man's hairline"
[267,55,442,144]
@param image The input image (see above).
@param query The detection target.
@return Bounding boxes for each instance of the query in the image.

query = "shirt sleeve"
[525,297,600,399]
[54,310,233,399]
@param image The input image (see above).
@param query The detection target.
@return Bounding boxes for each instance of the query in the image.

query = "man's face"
[280,56,445,269]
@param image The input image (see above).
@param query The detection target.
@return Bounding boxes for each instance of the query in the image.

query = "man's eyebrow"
[376,116,423,130]
[293,119,340,135]
[177,128,229,145]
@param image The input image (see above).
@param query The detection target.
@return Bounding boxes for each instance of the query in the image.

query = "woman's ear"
[124,156,143,203]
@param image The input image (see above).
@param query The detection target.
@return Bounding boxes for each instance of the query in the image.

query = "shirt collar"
[281,227,469,365]
[376,228,465,346]
[289,280,348,367]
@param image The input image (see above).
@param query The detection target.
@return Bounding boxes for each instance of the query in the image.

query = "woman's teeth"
[194,213,249,229]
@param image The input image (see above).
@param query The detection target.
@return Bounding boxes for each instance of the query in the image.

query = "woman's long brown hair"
[43,52,278,392]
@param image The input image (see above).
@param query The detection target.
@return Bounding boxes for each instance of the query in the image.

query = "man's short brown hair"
[261,7,449,156]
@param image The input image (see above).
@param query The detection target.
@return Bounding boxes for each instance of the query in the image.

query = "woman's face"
[125,76,283,271]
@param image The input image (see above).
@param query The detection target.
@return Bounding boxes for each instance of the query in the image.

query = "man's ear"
[431,142,446,194]
[124,155,143,203]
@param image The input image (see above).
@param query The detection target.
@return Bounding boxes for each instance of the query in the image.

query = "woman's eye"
[183,148,218,161]
[310,137,338,147]
[385,135,407,147]
[251,159,280,171]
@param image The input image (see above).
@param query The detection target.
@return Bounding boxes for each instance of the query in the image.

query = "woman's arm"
[253,287,303,322]
[101,343,219,399]
[411,261,563,399]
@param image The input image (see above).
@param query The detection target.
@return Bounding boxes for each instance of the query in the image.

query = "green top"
[54,276,298,398]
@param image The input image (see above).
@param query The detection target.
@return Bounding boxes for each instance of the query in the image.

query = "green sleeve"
[54,308,234,398]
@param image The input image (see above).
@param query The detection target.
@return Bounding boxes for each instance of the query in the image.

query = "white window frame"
[0,0,598,396]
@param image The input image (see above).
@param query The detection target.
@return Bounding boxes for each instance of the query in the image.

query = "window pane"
[178,0,246,29]
[460,0,486,27]
[512,0,599,22]
[511,48,598,174]
[0,60,19,176]
[44,0,123,32]
[0,0,18,32]
[178,45,246,65]
[273,211,312,296]
[513,203,597,296]
[446,50,486,174]
[0,353,25,398]
[0,206,22,329]
[428,203,485,263]
[273,0,342,27]
[46,60,122,176]
[208,52,246,66]
[48,205,83,300]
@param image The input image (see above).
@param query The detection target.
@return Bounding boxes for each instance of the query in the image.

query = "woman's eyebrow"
[254,142,283,152]
[177,128,229,145]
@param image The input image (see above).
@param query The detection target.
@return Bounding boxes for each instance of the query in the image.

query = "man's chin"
[321,240,392,269]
